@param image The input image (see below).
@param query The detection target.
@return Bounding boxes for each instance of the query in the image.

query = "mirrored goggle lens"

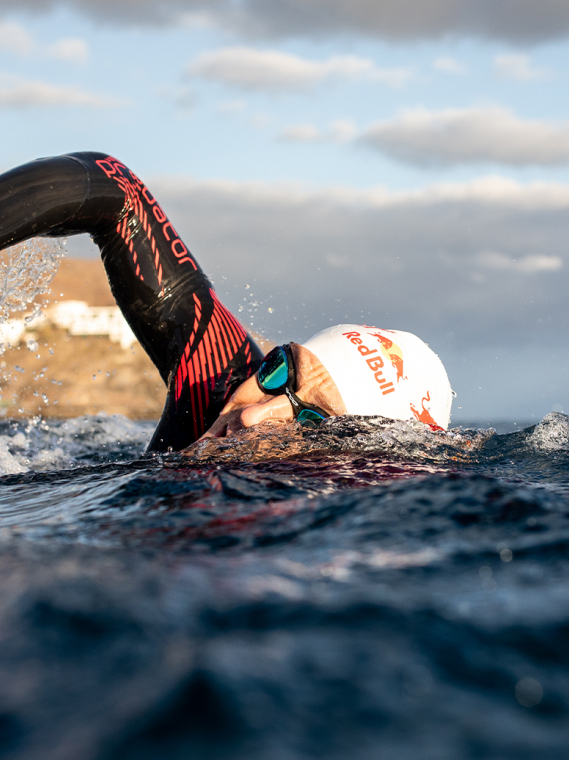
[297,409,326,427]
[258,346,289,391]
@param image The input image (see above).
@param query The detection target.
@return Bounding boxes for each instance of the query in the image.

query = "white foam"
[528,412,569,452]
[0,413,155,475]
[0,435,28,475]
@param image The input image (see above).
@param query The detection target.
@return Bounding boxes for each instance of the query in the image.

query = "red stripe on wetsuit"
[174,289,252,437]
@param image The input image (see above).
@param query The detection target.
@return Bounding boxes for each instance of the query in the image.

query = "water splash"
[184,415,494,466]
[0,411,567,480]
[0,237,65,323]
[0,412,154,474]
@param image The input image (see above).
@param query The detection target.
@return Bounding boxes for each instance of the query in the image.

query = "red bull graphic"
[370,331,406,382]
[342,331,395,395]
[410,391,443,431]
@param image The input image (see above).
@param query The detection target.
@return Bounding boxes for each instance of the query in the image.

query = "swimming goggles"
[257,344,330,428]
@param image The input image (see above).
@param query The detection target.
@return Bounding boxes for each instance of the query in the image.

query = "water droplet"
[515,678,543,707]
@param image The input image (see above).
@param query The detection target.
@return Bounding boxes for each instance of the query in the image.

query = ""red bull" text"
[342,331,395,395]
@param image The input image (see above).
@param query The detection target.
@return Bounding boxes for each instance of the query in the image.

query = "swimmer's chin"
[184,419,304,463]
[194,418,293,445]
[199,418,288,446]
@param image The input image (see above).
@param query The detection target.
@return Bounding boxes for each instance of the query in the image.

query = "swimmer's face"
[200,343,347,439]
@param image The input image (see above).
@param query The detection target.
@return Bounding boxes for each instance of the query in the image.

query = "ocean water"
[0,411,568,760]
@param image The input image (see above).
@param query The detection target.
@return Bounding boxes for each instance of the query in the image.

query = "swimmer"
[0,152,452,451]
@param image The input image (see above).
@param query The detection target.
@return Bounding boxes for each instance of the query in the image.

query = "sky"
[1,0,569,423]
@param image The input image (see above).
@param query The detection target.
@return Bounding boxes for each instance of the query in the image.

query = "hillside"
[1,328,165,420]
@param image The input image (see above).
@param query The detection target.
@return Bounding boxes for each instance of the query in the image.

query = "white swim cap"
[303,324,452,430]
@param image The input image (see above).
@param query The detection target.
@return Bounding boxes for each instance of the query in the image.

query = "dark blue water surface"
[0,411,568,760]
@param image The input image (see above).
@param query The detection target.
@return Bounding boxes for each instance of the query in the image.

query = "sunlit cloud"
[0,76,128,108]
[493,53,552,81]
[476,251,563,272]
[178,10,219,29]
[216,99,247,115]
[0,21,34,56]
[46,38,89,64]
[0,23,89,63]
[280,124,324,143]
[280,119,357,143]
[359,106,569,166]
[187,47,412,92]
[432,56,466,74]
[329,119,358,142]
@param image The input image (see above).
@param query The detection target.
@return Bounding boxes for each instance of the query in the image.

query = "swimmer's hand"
[199,373,294,439]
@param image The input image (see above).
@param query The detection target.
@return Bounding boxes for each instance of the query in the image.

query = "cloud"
[143,173,569,355]
[247,112,271,129]
[173,86,197,109]
[280,119,357,143]
[493,54,552,81]
[231,0,569,43]
[0,23,89,63]
[46,37,89,63]
[187,47,411,91]
[433,56,466,74]
[7,0,569,44]
[0,77,127,108]
[476,251,563,272]
[329,119,358,142]
[216,99,247,115]
[280,124,324,143]
[359,106,569,167]
[0,21,34,55]
[0,0,214,27]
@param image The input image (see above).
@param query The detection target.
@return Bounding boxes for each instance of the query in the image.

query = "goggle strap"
[284,385,300,410]
[285,385,328,419]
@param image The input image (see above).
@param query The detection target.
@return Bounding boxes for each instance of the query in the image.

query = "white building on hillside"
[48,301,137,349]
[0,319,27,349]
[0,301,137,351]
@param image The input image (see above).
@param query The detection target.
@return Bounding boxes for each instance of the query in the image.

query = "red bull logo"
[369,331,406,382]
[410,391,443,431]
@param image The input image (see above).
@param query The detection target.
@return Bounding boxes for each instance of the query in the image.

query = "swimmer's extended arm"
[0,152,264,450]
[0,155,99,246]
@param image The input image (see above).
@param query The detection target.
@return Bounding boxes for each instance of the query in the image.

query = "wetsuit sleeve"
[0,152,265,451]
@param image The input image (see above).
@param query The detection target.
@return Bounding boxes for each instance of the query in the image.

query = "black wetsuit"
[0,152,264,451]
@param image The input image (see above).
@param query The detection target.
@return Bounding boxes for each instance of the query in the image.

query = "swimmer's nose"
[240,394,294,428]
